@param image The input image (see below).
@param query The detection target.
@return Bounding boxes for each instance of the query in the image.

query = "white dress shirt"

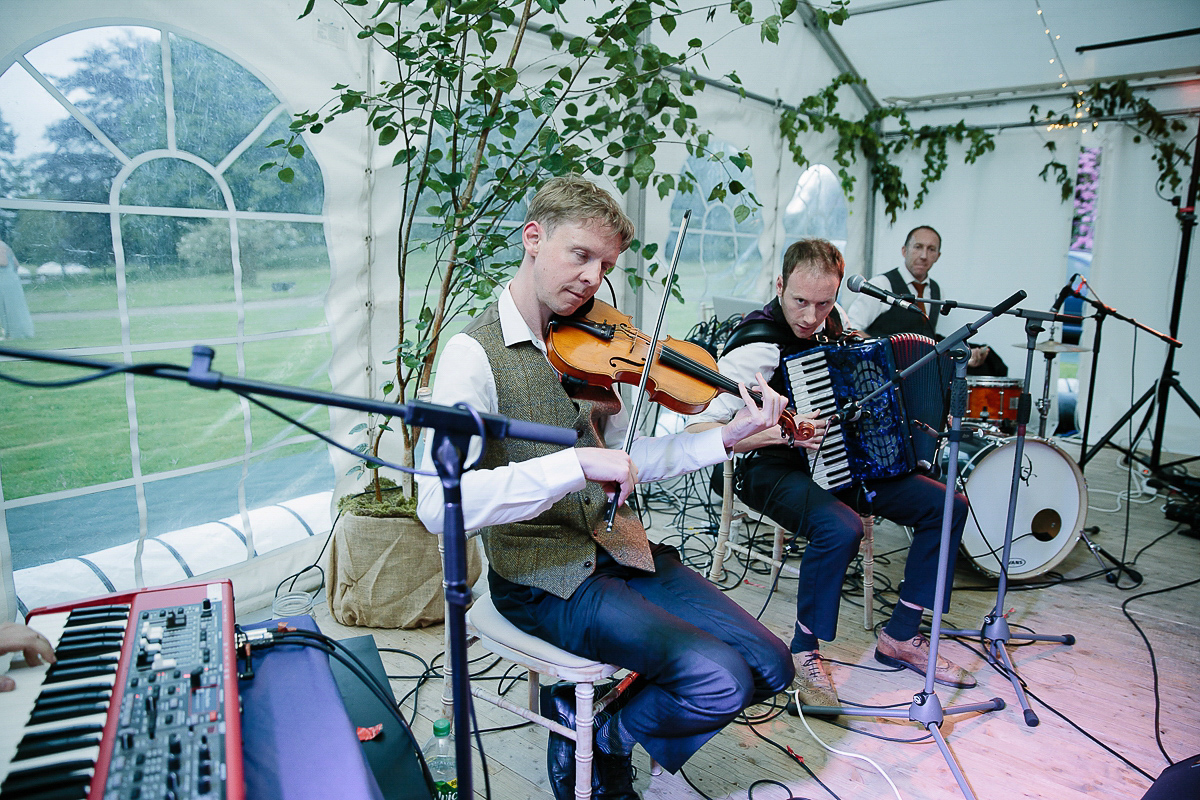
[689,310,839,428]
[416,285,730,534]
[844,270,932,333]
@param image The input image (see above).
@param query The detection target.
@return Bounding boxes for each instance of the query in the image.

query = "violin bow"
[604,209,692,533]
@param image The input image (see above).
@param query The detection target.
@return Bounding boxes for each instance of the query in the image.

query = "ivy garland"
[781,74,1193,221]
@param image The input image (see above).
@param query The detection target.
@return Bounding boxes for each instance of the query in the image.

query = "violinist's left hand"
[720,373,788,451]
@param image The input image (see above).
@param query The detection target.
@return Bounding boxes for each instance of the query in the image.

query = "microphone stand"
[1068,288,1182,474]
[905,295,1084,726]
[802,292,1022,800]
[0,344,578,800]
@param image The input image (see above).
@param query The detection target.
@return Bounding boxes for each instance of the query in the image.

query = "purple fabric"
[239,615,384,800]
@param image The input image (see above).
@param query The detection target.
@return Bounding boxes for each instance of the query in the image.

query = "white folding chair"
[441,591,658,800]
[708,457,875,630]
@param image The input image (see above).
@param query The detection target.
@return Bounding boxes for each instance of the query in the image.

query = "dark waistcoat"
[864,268,939,338]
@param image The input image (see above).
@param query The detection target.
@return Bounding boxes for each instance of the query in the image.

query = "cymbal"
[1012,340,1091,354]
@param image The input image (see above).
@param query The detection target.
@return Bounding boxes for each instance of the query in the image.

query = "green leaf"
[487,67,519,93]
[660,14,676,34]
[734,204,751,223]
[432,109,455,129]
[378,126,398,146]
[632,151,655,182]
[349,423,369,435]
[278,167,294,183]
[761,15,781,44]
[288,144,305,158]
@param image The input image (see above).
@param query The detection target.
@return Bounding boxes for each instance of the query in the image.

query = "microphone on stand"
[1050,273,1082,313]
[846,274,922,314]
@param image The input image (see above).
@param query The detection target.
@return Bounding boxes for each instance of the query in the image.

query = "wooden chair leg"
[860,514,875,631]
[573,681,596,800]
[770,526,785,587]
[709,459,736,581]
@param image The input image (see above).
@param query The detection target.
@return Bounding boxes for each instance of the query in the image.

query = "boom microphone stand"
[801,292,1022,800]
[0,343,578,800]
[1072,286,1182,474]
[925,301,1082,727]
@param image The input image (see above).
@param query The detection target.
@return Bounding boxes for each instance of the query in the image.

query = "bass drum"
[953,436,1087,580]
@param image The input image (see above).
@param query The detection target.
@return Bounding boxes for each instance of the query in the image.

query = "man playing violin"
[416,174,797,798]
[686,238,975,712]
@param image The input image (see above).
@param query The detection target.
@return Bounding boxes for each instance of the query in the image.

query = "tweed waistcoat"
[463,304,652,599]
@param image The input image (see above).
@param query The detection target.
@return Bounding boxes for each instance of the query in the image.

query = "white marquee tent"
[1,0,1197,624]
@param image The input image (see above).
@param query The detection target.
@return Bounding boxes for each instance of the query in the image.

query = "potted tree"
[270,0,771,627]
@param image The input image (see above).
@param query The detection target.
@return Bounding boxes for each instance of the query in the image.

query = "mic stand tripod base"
[798,342,1004,800]
[933,316,1076,728]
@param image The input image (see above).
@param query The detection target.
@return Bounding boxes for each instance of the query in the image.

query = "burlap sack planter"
[327,512,482,629]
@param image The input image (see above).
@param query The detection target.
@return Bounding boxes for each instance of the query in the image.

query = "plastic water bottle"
[422,718,457,799]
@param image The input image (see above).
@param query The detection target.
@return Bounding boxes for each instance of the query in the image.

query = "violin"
[546,299,815,443]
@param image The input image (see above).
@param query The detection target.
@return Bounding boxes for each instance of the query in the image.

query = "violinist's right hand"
[577,447,638,508]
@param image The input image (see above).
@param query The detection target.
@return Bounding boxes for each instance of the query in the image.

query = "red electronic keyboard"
[0,581,244,800]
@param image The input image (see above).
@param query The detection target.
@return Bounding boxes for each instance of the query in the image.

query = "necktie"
[913,282,928,318]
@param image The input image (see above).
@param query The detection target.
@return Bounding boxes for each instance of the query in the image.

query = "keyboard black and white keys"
[784,347,854,490]
[0,581,244,800]
[782,335,951,491]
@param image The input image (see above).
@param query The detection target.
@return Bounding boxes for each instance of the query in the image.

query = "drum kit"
[944,337,1092,580]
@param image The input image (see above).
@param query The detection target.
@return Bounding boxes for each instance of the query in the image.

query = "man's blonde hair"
[525,174,635,252]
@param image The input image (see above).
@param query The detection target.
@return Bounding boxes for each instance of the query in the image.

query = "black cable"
[950,635,1158,781]
[679,766,716,800]
[1120,576,1200,766]
[743,721,842,800]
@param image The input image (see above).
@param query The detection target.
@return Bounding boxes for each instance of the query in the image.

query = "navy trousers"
[735,449,968,650]
[490,544,794,772]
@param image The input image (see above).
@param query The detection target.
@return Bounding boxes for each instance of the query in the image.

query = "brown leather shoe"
[875,631,976,689]
[792,650,838,707]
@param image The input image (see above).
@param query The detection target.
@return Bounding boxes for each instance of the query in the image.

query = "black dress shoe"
[540,681,579,800]
[593,748,639,799]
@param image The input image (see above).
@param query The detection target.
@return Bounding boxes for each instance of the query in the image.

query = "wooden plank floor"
[307,441,1200,800]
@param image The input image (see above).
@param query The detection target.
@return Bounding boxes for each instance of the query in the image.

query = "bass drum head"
[958,437,1087,580]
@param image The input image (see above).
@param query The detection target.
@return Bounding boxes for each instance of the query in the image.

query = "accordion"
[782,334,951,491]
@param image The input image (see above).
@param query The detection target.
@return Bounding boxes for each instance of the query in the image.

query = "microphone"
[846,274,921,314]
[1050,273,1081,313]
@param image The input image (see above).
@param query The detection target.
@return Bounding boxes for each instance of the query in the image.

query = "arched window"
[0,26,332,608]
[782,164,848,253]
[664,146,765,336]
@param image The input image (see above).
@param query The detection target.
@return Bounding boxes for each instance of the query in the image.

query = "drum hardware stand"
[801,292,1024,800]
[938,312,1082,727]
[0,343,581,800]
[1077,526,1143,584]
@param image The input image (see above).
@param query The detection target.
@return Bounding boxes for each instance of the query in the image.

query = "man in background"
[845,225,1002,374]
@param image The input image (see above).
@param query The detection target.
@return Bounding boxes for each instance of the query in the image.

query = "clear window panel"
[782,165,849,252]
[225,115,324,215]
[169,33,279,168]
[4,210,121,349]
[0,360,133,501]
[133,345,248,476]
[664,150,765,337]
[240,220,330,334]
[5,486,138,570]
[243,443,335,518]
[244,334,333,446]
[24,27,167,161]
[123,215,238,344]
[121,157,223,209]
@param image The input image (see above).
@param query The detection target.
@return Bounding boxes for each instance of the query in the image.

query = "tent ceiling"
[814,0,1200,115]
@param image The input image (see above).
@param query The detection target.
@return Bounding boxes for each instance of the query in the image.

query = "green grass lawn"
[2,266,335,500]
